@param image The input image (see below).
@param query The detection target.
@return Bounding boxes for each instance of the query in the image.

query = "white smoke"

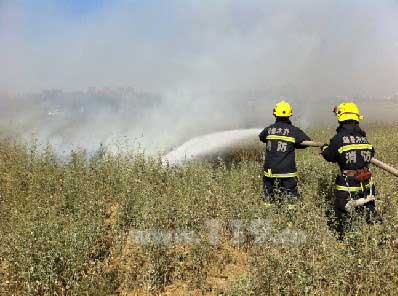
[1,1,398,154]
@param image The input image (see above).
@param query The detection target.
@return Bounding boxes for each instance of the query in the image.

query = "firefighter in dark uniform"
[259,101,311,205]
[321,102,380,237]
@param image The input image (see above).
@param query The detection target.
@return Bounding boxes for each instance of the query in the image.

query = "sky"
[1,0,397,98]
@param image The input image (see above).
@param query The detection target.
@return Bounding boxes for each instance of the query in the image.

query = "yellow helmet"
[273,100,293,117]
[333,102,364,122]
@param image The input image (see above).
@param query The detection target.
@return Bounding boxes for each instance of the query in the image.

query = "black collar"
[275,117,292,124]
[336,120,365,136]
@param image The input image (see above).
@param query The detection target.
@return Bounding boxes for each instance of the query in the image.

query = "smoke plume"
[1,0,398,154]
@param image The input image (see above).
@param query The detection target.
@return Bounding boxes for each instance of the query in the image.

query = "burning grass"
[1,124,398,295]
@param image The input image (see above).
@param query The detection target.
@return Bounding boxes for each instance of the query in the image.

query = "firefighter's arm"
[371,145,376,158]
[321,137,339,163]
[294,128,311,149]
[258,128,268,143]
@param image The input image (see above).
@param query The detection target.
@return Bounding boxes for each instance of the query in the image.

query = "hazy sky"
[1,0,398,98]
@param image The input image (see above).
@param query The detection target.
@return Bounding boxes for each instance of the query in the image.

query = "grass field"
[1,123,398,295]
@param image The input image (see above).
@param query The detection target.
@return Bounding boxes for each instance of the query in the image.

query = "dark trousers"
[262,176,299,204]
[334,177,381,237]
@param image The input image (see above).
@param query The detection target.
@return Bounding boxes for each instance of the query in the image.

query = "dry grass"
[1,123,398,295]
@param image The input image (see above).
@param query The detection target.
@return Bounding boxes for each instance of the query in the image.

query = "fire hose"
[301,140,398,177]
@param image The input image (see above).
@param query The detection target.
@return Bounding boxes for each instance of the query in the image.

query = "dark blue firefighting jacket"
[321,121,375,192]
[259,118,311,177]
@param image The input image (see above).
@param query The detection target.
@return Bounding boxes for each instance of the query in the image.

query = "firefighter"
[321,102,381,237]
[259,100,311,205]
